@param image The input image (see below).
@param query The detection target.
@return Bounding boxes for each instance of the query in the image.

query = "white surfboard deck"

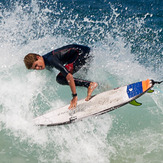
[33,79,153,126]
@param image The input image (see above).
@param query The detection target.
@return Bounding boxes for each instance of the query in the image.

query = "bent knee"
[56,74,68,85]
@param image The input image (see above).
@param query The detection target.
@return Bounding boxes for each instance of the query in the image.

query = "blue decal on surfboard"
[127,82,143,98]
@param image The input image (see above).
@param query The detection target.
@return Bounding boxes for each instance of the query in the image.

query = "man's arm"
[66,73,78,109]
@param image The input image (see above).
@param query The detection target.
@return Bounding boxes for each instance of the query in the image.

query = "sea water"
[0,0,163,162]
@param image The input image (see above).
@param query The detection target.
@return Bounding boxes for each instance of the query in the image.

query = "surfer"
[24,44,98,109]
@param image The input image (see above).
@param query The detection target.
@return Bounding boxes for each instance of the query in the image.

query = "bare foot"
[85,82,98,101]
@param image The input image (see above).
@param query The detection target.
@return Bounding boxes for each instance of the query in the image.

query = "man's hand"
[68,96,78,110]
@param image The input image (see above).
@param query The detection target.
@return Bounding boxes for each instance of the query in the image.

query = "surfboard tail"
[126,79,154,106]
[142,79,153,92]
[127,79,153,99]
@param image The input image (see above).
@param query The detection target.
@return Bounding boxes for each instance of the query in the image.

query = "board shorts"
[56,46,92,88]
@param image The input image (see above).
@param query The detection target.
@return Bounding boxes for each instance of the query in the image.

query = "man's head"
[24,53,45,70]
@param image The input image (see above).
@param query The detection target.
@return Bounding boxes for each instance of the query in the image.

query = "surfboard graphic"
[33,79,155,126]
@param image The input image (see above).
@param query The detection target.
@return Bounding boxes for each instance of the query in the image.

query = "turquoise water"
[0,0,163,162]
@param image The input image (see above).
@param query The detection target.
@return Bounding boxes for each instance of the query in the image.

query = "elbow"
[66,73,73,82]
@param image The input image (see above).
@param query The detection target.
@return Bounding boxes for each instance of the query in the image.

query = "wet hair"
[24,53,40,69]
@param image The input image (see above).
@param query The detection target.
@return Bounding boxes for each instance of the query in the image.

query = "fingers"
[68,103,76,110]
[68,97,78,110]
[68,101,77,110]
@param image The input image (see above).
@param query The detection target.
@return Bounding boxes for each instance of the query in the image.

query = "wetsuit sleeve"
[48,55,69,77]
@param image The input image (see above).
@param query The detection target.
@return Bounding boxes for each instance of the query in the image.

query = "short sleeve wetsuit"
[42,44,92,88]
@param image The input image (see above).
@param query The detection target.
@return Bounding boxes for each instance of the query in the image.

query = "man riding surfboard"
[24,44,98,109]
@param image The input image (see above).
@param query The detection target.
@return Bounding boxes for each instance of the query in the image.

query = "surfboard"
[33,79,154,126]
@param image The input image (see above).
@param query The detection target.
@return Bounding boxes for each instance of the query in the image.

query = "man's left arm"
[66,73,78,109]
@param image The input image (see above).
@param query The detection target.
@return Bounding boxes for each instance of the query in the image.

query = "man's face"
[31,56,45,70]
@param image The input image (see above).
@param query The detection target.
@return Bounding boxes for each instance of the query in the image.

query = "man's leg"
[56,49,92,88]
[56,49,98,100]
[56,73,98,101]
[56,73,91,88]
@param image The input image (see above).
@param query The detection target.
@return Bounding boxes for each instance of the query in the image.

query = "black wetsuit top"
[42,44,92,88]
